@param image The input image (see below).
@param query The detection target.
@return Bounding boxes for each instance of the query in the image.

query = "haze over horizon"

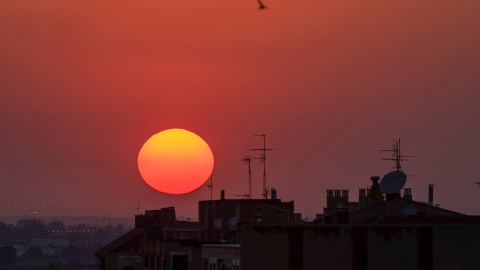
[1,0,479,220]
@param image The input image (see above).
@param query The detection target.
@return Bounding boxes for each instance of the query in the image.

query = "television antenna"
[239,155,263,199]
[206,174,216,201]
[380,138,417,171]
[248,134,277,199]
[130,201,140,215]
[237,156,253,199]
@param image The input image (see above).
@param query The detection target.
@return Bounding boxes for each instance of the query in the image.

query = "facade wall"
[142,239,203,270]
[239,226,290,270]
[105,250,138,270]
[239,225,480,270]
[367,227,418,270]
[199,199,294,242]
[303,227,353,270]
[433,226,480,270]
[202,245,241,270]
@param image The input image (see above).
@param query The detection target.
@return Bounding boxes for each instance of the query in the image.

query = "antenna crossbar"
[380,138,417,171]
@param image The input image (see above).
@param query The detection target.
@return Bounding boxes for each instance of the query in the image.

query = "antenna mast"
[131,202,140,215]
[206,175,213,201]
[249,134,275,199]
[380,138,417,171]
[241,156,253,199]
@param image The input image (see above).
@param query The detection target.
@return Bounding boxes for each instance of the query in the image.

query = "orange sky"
[1,0,479,220]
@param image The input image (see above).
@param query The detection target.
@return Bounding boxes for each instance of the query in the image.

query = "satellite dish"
[402,204,417,216]
[379,170,407,194]
[214,218,222,229]
[228,217,237,231]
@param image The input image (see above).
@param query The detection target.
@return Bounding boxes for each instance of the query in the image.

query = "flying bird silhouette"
[257,0,266,9]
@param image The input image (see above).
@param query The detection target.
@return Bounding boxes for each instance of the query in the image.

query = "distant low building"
[95,229,143,270]
[31,238,69,256]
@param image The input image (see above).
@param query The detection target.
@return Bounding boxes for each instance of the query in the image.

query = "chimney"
[370,176,383,200]
[428,184,434,205]
[403,188,412,200]
[271,188,277,200]
[220,190,225,200]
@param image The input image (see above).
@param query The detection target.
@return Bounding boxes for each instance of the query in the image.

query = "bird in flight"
[257,0,266,9]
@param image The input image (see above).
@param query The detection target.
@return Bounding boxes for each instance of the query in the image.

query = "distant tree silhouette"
[47,262,62,270]
[47,221,65,232]
[22,246,43,259]
[21,246,47,267]
[16,220,47,237]
[0,223,13,243]
[77,223,87,231]
[0,246,16,269]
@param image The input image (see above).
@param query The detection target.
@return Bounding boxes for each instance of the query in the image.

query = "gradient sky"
[1,0,479,220]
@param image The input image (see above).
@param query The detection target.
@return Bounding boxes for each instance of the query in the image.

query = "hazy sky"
[1,0,479,220]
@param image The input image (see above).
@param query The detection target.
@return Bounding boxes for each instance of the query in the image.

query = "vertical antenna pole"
[397,138,401,171]
[207,175,213,201]
[131,202,140,216]
[249,134,275,199]
[249,159,252,199]
[262,135,267,199]
[242,156,253,199]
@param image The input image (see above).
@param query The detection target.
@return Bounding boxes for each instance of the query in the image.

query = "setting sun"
[137,129,214,194]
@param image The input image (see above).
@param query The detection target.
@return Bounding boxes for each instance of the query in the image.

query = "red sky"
[1,0,479,220]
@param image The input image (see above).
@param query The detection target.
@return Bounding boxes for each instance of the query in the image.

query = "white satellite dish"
[402,204,417,216]
[379,170,407,194]
[214,218,222,229]
[228,217,237,231]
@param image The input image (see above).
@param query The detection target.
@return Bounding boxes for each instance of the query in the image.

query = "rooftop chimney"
[428,184,434,205]
[370,176,383,200]
[271,188,277,200]
[220,190,225,200]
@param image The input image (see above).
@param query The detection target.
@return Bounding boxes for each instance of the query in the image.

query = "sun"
[137,129,214,194]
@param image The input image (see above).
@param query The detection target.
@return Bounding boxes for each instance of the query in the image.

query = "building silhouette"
[96,177,480,270]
